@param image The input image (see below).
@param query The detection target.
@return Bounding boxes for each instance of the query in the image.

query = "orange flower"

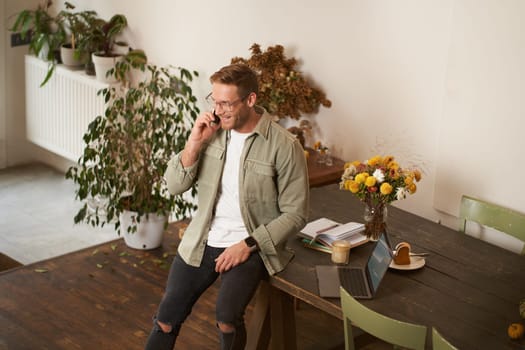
[414,169,422,182]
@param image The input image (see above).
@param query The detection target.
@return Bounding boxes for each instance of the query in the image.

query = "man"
[145,64,309,350]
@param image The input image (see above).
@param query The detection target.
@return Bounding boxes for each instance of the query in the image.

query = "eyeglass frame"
[205,92,251,112]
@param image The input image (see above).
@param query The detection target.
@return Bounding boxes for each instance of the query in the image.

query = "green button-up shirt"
[165,109,309,275]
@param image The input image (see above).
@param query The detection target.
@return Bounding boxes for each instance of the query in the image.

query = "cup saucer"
[389,256,425,270]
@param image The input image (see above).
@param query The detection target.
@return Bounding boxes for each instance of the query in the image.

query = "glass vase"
[363,204,388,241]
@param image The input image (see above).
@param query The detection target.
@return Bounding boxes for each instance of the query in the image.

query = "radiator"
[25,55,108,161]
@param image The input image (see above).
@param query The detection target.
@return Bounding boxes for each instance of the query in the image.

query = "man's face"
[210,83,252,133]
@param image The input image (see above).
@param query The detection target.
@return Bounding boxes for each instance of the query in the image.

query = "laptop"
[315,232,393,299]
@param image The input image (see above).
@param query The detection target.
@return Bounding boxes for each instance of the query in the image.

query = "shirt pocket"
[198,145,224,187]
[243,159,278,205]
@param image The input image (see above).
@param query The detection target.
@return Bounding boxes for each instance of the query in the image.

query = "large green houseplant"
[76,13,128,80]
[9,0,66,86]
[76,13,127,56]
[66,57,199,247]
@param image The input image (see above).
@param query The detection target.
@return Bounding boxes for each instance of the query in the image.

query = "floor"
[0,163,356,349]
[0,163,117,265]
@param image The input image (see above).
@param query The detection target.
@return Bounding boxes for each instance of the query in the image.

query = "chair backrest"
[432,327,458,350]
[340,286,427,350]
[459,195,525,255]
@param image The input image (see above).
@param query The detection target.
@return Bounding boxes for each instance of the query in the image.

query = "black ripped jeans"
[144,245,267,350]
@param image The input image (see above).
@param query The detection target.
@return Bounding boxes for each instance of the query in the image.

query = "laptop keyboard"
[338,268,368,297]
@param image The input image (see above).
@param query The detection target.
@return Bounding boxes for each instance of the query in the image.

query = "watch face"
[245,236,257,247]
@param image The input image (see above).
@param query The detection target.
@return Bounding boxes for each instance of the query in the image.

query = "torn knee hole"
[217,322,235,333]
[156,320,173,333]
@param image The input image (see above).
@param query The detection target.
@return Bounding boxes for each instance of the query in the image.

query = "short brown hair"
[210,64,259,98]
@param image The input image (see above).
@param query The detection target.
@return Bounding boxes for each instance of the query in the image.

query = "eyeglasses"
[205,93,249,112]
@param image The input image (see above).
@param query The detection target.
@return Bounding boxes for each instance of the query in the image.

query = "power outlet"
[11,32,32,47]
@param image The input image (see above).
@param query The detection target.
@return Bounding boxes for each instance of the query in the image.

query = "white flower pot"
[113,41,130,55]
[92,52,124,83]
[60,44,87,67]
[120,210,167,250]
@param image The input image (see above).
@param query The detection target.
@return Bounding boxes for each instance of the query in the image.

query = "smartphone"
[211,110,220,125]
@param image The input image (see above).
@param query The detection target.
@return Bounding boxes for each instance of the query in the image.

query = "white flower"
[342,165,356,179]
[396,187,407,200]
[373,168,385,183]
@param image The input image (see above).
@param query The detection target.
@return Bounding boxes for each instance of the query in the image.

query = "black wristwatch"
[244,236,258,253]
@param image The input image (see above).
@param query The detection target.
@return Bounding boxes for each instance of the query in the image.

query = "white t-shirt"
[207,130,252,248]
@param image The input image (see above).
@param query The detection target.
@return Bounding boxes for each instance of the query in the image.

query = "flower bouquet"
[340,155,422,240]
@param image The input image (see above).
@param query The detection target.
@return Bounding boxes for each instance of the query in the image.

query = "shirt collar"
[251,105,273,140]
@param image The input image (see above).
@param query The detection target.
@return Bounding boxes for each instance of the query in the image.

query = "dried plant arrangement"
[231,43,331,120]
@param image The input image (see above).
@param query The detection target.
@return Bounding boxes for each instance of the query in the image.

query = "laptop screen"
[367,233,393,293]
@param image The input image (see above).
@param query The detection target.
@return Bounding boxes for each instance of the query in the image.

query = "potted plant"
[77,13,128,82]
[231,43,332,121]
[9,0,66,86]
[65,57,200,249]
[56,2,97,67]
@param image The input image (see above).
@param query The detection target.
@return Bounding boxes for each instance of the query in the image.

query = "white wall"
[434,0,525,216]
[3,0,46,168]
[5,1,524,251]
[55,0,454,219]
[3,0,76,171]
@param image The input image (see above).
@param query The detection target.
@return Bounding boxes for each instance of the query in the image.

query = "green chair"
[432,327,458,350]
[340,286,427,350]
[459,195,525,255]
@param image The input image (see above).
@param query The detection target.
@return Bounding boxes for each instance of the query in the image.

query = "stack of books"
[298,217,368,253]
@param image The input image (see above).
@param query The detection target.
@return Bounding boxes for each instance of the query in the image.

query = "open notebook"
[298,217,367,253]
[315,232,392,299]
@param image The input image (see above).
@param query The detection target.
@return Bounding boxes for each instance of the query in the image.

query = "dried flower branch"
[231,43,331,120]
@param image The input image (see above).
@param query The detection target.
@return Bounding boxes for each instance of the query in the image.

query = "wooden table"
[247,184,525,350]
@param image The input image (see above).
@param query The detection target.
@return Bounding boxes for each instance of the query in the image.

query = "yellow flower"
[365,176,376,187]
[345,180,360,193]
[367,155,382,166]
[313,141,321,150]
[355,173,368,184]
[380,182,393,195]
[382,155,394,166]
[340,154,422,205]
[387,161,399,170]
